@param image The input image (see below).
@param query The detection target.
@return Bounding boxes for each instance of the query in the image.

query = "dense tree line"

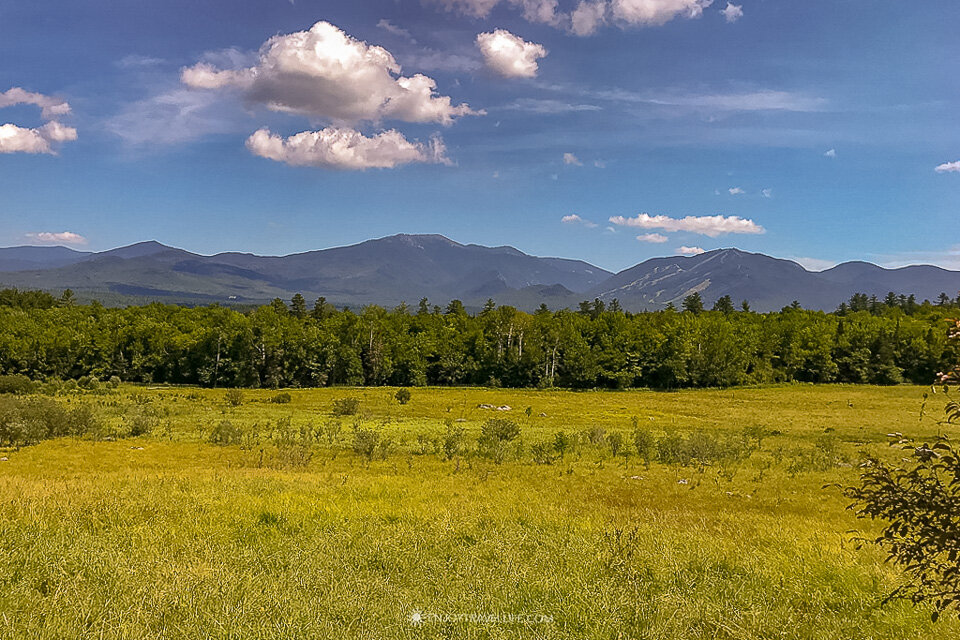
[0,288,958,389]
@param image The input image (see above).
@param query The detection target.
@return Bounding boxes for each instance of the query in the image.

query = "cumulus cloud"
[571,0,609,35]
[563,152,583,165]
[246,127,451,170]
[720,2,743,23]
[0,121,78,154]
[476,30,548,79]
[678,246,706,255]
[609,212,765,237]
[824,148,837,158]
[0,87,76,154]
[0,87,71,119]
[25,231,88,246]
[181,21,479,125]
[637,233,668,243]
[561,214,598,227]
[728,187,744,195]
[935,161,960,173]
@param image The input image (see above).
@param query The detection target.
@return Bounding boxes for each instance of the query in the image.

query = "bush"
[607,432,624,458]
[352,426,380,461]
[224,389,244,407]
[553,431,571,459]
[270,392,292,404]
[633,428,655,467]
[0,374,36,395]
[209,420,243,445]
[531,442,555,465]
[0,397,102,446]
[481,418,520,443]
[106,376,122,389]
[332,397,361,416]
[395,388,412,405]
[442,424,466,460]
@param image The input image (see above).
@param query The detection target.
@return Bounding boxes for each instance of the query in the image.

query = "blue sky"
[0,0,958,272]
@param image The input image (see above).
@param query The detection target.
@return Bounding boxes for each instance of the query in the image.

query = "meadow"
[0,384,955,639]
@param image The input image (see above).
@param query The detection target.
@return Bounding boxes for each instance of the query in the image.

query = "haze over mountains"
[1,234,958,312]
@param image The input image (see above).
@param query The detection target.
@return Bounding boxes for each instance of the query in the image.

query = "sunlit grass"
[0,384,953,639]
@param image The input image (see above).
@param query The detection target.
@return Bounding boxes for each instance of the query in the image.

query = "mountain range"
[1,234,958,312]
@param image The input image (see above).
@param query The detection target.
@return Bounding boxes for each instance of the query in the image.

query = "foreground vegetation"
[1,383,957,638]
[2,288,959,389]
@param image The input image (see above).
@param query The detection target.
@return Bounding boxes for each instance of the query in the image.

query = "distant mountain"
[0,246,92,272]
[1,238,958,312]
[0,234,610,309]
[588,248,960,311]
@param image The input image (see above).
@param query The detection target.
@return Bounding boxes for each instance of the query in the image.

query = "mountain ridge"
[1,236,958,312]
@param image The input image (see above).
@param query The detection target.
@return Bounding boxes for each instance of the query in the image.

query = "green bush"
[0,374,36,395]
[224,389,244,407]
[270,392,292,404]
[332,397,361,416]
[209,420,243,445]
[352,426,380,461]
[395,388,412,405]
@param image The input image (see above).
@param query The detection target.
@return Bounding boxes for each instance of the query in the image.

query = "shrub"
[442,424,466,460]
[395,388,412,405]
[270,392,292,404]
[224,389,244,407]
[332,397,361,416]
[553,431,571,459]
[209,420,243,445]
[481,418,520,443]
[531,442,555,465]
[106,376,122,389]
[352,426,380,461]
[0,374,36,395]
[633,428,655,468]
[607,432,624,458]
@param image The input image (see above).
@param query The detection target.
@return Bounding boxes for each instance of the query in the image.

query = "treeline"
[0,289,958,389]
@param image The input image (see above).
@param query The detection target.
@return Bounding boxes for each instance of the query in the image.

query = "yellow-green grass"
[0,384,954,639]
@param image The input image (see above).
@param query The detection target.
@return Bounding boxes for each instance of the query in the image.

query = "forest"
[1,288,958,390]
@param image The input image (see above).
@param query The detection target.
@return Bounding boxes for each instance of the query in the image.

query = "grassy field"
[0,384,954,639]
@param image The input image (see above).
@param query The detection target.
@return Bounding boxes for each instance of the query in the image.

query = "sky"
[0,0,958,273]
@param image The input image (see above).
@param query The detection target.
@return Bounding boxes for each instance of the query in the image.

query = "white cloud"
[728,186,745,195]
[637,233,668,243]
[611,0,713,27]
[761,188,772,198]
[609,212,765,236]
[571,0,608,35]
[594,159,607,168]
[563,152,583,166]
[0,87,76,154]
[377,19,416,43]
[25,231,88,246]
[0,122,77,154]
[561,214,598,227]
[246,127,451,170]
[678,246,706,255]
[790,256,836,272]
[433,0,718,33]
[182,21,479,125]
[107,88,246,146]
[628,89,827,112]
[0,87,71,119]
[476,30,548,79]
[824,148,837,158]
[720,2,743,23]
[503,98,601,113]
[935,161,960,173]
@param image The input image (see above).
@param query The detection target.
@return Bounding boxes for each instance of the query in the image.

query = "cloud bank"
[25,231,88,246]
[609,212,765,236]
[935,161,960,173]
[246,127,451,170]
